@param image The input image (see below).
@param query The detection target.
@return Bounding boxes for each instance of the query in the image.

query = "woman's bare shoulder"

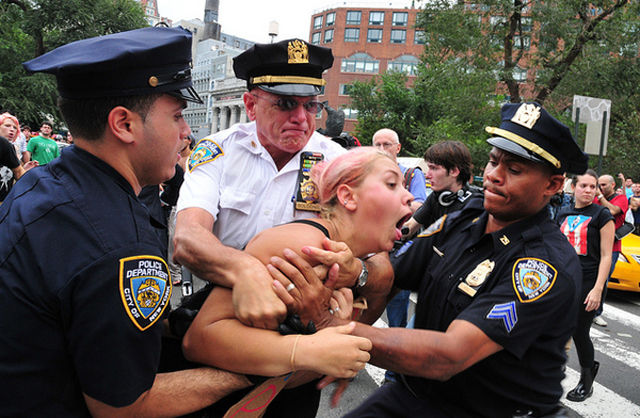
[246,221,328,265]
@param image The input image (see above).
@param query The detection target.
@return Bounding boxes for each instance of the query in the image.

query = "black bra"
[289,219,330,238]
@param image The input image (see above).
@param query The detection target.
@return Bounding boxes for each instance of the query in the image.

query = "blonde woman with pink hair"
[182,147,414,417]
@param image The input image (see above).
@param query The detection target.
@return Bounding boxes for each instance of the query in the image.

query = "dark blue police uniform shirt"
[0,146,172,416]
[391,196,582,418]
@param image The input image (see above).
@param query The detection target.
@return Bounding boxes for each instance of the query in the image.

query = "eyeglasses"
[251,94,324,114]
[374,142,398,149]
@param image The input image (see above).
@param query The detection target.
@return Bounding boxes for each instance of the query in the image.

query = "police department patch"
[417,215,447,238]
[512,258,557,303]
[119,255,172,331]
[188,139,223,172]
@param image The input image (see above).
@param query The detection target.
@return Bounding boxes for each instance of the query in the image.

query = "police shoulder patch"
[119,255,172,331]
[188,139,223,172]
[511,257,557,303]
[417,215,447,238]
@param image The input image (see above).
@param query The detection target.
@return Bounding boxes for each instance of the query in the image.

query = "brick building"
[136,0,171,26]
[309,5,425,134]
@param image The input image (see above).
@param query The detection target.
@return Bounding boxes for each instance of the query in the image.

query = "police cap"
[485,102,588,174]
[22,27,202,104]
[233,38,333,96]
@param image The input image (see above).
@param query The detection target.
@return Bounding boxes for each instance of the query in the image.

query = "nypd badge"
[511,103,541,129]
[458,259,494,297]
[119,255,172,331]
[188,139,223,172]
[288,39,309,64]
[512,257,557,303]
[466,259,495,287]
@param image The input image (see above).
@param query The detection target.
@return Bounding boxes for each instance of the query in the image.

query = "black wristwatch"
[357,259,368,288]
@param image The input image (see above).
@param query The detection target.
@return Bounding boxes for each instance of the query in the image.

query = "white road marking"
[590,328,640,370]
[602,303,640,332]
[561,367,640,417]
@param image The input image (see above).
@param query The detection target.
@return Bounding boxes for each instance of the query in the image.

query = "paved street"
[317,290,640,417]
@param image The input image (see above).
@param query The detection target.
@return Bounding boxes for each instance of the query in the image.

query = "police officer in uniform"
[174,38,392,330]
[294,103,589,417]
[0,27,249,416]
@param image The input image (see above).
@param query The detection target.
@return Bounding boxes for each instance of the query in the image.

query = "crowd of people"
[0,26,637,418]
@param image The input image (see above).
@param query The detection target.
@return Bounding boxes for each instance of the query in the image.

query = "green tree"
[420,0,639,105]
[349,0,640,175]
[349,72,422,154]
[0,0,147,128]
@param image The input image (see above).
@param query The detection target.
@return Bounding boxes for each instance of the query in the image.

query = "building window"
[414,30,426,44]
[521,17,532,32]
[344,28,360,42]
[390,29,406,44]
[346,10,361,25]
[339,84,352,95]
[367,28,383,43]
[392,12,408,26]
[369,11,384,26]
[388,55,420,75]
[490,16,507,26]
[514,66,528,82]
[311,32,321,45]
[342,107,359,120]
[326,12,335,26]
[324,29,334,43]
[341,53,379,73]
[313,15,323,29]
[513,35,531,50]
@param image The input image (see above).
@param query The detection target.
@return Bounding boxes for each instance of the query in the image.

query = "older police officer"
[174,39,393,330]
[278,103,588,417]
[0,27,249,416]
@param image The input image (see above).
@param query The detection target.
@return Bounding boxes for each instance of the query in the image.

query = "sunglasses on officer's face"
[251,94,324,114]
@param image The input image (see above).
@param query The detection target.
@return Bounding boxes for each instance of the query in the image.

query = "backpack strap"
[404,167,417,191]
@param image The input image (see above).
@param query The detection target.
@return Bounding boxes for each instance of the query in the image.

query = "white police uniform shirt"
[177,121,345,249]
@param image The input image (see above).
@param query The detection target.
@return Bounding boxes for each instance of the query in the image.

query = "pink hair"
[311,146,393,206]
[0,113,20,134]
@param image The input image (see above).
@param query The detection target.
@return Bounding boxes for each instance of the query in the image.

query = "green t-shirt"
[27,136,60,165]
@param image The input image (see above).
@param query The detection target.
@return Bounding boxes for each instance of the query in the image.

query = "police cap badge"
[485,102,588,174]
[233,38,333,96]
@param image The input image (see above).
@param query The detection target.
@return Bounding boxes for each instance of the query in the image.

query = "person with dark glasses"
[172,38,394,416]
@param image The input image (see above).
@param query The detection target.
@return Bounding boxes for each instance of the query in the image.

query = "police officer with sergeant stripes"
[277,102,588,417]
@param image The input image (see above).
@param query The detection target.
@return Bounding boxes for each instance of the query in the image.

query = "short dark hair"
[57,94,161,141]
[40,121,52,128]
[21,125,30,132]
[424,141,472,185]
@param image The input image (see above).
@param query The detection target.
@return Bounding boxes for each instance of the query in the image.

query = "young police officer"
[282,103,588,417]
[0,27,249,416]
